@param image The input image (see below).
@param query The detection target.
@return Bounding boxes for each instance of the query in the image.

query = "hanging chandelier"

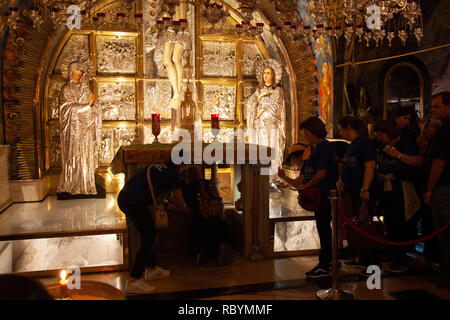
[304,0,424,46]
[1,1,144,32]
[233,0,423,46]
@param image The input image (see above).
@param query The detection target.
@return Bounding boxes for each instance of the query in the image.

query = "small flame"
[60,270,67,281]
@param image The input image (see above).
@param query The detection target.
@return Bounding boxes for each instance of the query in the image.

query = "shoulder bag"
[147,166,169,229]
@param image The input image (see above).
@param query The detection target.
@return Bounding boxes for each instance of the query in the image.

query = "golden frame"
[43,0,273,175]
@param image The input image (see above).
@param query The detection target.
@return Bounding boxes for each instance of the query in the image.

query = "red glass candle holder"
[211,114,219,141]
[151,113,161,144]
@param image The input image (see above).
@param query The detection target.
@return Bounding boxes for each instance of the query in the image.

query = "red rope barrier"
[337,209,450,246]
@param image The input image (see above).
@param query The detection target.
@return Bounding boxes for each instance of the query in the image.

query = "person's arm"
[384,146,423,167]
[298,170,326,190]
[278,169,304,188]
[424,159,446,205]
[360,160,375,201]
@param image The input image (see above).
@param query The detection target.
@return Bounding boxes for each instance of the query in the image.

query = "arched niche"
[38,0,316,174]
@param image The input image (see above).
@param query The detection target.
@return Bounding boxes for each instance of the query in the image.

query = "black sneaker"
[306,265,330,278]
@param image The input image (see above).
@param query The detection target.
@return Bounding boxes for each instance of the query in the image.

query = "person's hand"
[360,190,369,201]
[278,168,286,180]
[89,94,96,106]
[360,190,370,201]
[384,145,401,159]
[424,191,432,205]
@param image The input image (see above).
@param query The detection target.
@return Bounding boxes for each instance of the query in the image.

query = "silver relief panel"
[54,34,89,74]
[202,42,236,77]
[202,128,235,143]
[49,126,61,168]
[47,79,66,121]
[202,85,236,120]
[144,81,172,120]
[96,36,136,74]
[97,82,136,121]
[243,84,256,120]
[143,126,173,144]
[100,127,136,166]
[243,42,263,77]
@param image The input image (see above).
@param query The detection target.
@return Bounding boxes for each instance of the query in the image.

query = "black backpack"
[197,180,224,218]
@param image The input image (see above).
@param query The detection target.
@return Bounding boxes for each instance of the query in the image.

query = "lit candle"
[59,269,68,298]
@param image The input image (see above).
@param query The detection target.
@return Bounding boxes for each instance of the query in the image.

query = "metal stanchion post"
[317,189,354,300]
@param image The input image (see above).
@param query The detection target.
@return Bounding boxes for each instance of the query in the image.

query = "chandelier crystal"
[303,0,423,46]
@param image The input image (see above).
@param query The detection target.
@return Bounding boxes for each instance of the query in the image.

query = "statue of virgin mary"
[56,57,102,196]
[246,59,286,175]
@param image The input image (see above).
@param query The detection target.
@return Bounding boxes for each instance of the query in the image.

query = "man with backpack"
[180,166,233,266]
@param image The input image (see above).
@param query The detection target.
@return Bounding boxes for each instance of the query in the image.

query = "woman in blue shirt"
[374,120,423,273]
[297,117,338,278]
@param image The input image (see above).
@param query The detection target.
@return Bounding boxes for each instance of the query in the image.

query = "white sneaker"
[144,266,170,281]
[126,279,156,294]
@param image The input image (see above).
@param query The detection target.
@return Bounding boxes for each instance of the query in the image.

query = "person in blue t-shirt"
[117,160,189,294]
[373,120,423,274]
[337,116,379,275]
[297,117,337,278]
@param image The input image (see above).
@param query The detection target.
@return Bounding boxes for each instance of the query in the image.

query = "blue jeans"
[431,185,450,279]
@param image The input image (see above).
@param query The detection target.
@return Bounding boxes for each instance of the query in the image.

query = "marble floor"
[0,194,126,239]
[35,255,450,300]
[1,192,449,300]
[0,194,126,274]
